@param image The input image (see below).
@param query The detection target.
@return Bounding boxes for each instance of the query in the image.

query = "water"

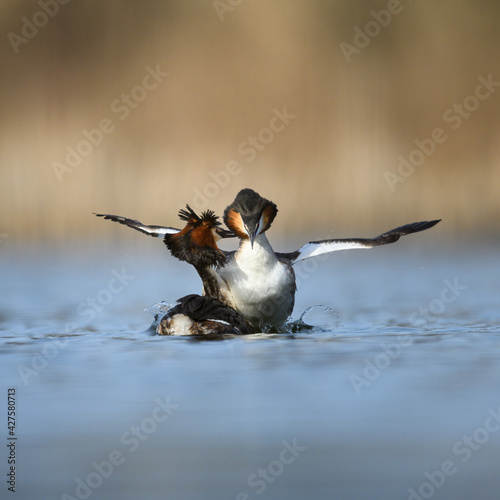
[1,241,500,500]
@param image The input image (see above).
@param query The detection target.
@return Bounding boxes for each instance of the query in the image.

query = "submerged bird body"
[156,294,254,336]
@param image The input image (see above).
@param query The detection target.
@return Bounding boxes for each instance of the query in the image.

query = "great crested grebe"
[220,188,440,328]
[98,207,252,336]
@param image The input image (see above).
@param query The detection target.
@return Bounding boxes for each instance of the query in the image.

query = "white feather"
[220,234,295,326]
[292,240,371,263]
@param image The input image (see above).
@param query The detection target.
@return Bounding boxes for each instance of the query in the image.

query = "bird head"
[223,188,278,248]
[164,205,230,268]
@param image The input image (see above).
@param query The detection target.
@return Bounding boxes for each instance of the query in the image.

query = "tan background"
[1,0,499,242]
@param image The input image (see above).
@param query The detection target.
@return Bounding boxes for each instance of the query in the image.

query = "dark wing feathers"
[278,219,441,264]
[362,219,441,246]
[94,213,180,237]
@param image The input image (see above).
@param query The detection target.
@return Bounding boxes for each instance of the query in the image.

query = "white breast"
[219,235,295,328]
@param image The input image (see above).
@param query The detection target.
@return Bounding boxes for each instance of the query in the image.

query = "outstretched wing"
[94,213,180,237]
[279,220,441,264]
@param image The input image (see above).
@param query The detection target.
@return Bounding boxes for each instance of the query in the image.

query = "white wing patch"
[290,220,441,264]
[141,226,179,237]
[293,240,371,263]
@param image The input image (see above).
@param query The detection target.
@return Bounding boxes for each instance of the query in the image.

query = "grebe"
[96,191,440,330]
[220,188,440,328]
[98,207,252,336]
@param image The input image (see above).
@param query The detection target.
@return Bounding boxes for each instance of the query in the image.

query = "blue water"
[1,241,500,500]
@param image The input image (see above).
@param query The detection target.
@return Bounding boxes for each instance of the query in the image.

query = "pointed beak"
[242,218,261,249]
[216,228,236,239]
[249,227,260,249]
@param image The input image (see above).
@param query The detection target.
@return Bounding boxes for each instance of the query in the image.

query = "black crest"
[178,205,221,228]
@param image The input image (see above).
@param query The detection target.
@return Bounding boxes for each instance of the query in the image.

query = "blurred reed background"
[1,0,499,244]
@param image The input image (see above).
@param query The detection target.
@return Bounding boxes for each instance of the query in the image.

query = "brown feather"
[191,226,217,249]
[224,209,248,239]
[261,203,278,233]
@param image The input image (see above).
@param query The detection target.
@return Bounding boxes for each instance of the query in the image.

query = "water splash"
[290,305,341,333]
[144,301,173,326]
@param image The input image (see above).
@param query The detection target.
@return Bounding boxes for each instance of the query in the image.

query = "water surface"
[1,242,499,500]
